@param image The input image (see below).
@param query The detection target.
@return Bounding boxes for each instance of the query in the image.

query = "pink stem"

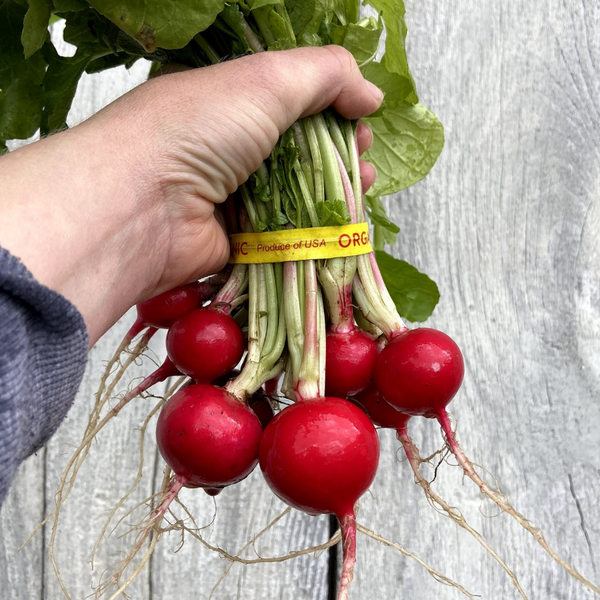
[125,318,145,342]
[337,510,357,600]
[108,357,180,419]
[333,144,357,224]
[211,264,247,314]
[368,254,408,338]
[196,280,220,303]
[152,475,186,520]
[330,284,355,334]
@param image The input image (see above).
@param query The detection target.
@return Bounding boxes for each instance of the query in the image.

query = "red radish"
[325,328,378,398]
[374,328,600,594]
[248,389,274,429]
[157,384,262,488]
[263,373,281,396]
[352,386,529,599]
[260,396,379,600]
[166,309,245,382]
[375,328,464,418]
[215,370,275,429]
[128,281,215,339]
[353,383,410,432]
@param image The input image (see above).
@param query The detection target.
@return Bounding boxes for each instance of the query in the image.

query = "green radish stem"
[227,205,286,399]
[211,263,248,313]
[327,111,352,175]
[284,261,303,387]
[292,122,315,197]
[240,16,264,53]
[296,259,320,401]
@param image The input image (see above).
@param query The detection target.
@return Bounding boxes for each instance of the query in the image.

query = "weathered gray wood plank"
[0,452,45,600]
[3,1,600,598]
[354,0,600,598]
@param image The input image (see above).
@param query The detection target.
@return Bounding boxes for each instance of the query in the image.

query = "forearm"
[0,121,162,345]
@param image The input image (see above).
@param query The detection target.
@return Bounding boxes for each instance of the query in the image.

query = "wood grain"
[2,1,600,598]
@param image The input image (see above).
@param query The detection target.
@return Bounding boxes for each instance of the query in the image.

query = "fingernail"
[365,80,384,103]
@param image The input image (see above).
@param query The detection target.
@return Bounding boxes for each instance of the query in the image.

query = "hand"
[0,46,381,345]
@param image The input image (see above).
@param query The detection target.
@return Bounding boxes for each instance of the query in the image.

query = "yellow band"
[229,223,372,264]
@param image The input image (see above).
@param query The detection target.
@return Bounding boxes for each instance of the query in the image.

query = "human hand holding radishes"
[0,46,380,346]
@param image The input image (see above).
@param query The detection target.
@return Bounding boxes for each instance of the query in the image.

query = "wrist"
[0,115,165,345]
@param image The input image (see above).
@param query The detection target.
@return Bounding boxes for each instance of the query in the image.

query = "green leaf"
[361,60,413,116]
[41,44,92,134]
[0,0,47,143]
[375,250,439,322]
[364,194,397,249]
[316,199,351,226]
[52,0,88,11]
[22,0,52,58]
[364,0,417,103]
[0,52,46,140]
[215,3,251,54]
[0,0,28,70]
[63,10,101,46]
[363,102,444,196]
[342,0,358,24]
[87,0,228,51]
[247,0,281,9]
[85,52,139,73]
[284,0,314,36]
[330,16,382,67]
[364,194,399,232]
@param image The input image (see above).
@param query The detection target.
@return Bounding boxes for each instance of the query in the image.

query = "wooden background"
[2,0,600,598]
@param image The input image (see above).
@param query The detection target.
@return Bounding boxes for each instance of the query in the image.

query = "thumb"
[235,46,383,133]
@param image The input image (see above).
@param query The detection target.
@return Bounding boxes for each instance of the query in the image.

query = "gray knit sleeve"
[0,247,88,507]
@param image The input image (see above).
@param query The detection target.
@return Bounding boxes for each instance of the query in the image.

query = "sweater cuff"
[0,247,88,506]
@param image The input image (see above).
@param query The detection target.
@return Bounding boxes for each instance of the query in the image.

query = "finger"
[239,46,383,132]
[356,121,373,156]
[359,160,377,195]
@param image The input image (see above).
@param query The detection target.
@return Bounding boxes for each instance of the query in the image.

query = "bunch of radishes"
[48,107,595,600]
[18,0,600,598]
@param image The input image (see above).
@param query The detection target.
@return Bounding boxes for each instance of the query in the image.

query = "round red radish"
[375,328,464,418]
[156,384,262,487]
[353,383,411,431]
[166,309,244,382]
[249,389,274,430]
[259,397,379,518]
[325,328,378,398]
[136,282,206,329]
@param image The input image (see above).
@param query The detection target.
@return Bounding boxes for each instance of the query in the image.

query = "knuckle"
[323,45,359,75]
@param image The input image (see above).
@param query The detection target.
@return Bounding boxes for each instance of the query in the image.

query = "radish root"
[337,512,357,600]
[91,377,184,566]
[96,468,178,600]
[356,523,476,599]
[209,507,292,598]
[181,515,341,565]
[397,430,528,599]
[438,410,600,596]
